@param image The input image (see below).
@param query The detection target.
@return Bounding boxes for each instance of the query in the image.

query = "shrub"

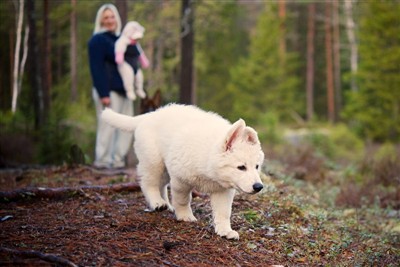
[257,112,283,147]
[362,143,400,187]
[329,124,364,163]
[336,143,400,209]
[279,143,327,183]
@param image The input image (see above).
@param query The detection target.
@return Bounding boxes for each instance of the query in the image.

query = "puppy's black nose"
[252,183,264,193]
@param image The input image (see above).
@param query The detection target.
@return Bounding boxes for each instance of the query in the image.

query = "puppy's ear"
[152,89,162,107]
[243,127,260,145]
[225,119,246,151]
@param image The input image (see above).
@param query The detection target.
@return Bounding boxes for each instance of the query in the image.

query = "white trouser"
[92,89,133,168]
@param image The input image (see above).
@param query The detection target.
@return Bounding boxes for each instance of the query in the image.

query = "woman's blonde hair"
[93,3,122,35]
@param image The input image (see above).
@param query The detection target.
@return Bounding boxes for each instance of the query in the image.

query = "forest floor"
[0,165,399,266]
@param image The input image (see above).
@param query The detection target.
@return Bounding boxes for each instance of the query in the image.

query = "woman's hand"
[101,97,111,107]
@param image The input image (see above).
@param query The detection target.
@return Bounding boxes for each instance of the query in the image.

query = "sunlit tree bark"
[333,0,341,120]
[306,3,315,121]
[325,1,335,122]
[11,0,24,113]
[344,0,358,92]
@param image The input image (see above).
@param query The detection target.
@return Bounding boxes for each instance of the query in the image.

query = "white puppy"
[115,21,149,100]
[101,104,264,240]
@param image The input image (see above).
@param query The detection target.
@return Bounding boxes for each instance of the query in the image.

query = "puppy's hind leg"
[137,162,172,212]
[170,177,197,222]
[134,69,146,99]
[160,172,172,210]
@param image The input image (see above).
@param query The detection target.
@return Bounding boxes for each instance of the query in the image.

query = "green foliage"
[226,2,301,125]
[65,93,97,163]
[38,80,73,164]
[374,143,397,162]
[342,1,400,142]
[304,124,364,162]
[257,112,283,147]
[243,209,262,224]
[274,123,363,164]
[305,132,335,160]
[0,110,25,131]
[362,143,400,188]
[329,124,364,162]
[37,75,95,165]
[195,1,248,115]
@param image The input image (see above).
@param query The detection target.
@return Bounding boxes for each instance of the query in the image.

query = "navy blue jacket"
[88,31,141,98]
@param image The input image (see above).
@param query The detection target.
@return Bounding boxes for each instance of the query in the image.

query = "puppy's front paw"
[215,226,239,240]
[225,230,239,240]
[176,213,197,222]
[154,204,168,212]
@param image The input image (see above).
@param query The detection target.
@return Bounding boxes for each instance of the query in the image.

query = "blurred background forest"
[0,0,399,201]
[0,2,399,263]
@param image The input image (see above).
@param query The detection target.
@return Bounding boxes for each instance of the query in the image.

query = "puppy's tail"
[101,108,143,132]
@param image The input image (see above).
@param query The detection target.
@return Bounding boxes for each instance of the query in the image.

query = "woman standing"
[88,4,139,169]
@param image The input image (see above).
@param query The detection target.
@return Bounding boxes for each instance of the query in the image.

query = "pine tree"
[196,0,248,114]
[226,2,300,125]
[343,1,400,142]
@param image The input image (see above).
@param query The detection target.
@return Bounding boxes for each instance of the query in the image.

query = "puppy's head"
[140,89,162,114]
[122,21,145,40]
[215,119,264,194]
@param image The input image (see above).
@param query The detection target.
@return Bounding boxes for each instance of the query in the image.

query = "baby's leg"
[118,63,136,100]
[134,69,146,99]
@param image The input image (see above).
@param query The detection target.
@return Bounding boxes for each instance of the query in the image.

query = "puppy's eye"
[237,165,247,171]
[256,165,259,169]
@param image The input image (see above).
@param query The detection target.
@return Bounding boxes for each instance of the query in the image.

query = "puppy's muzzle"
[252,183,264,193]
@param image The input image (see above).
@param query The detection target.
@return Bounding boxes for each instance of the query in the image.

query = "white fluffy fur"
[115,21,146,100]
[101,104,265,240]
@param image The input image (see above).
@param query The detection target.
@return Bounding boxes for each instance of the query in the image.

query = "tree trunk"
[11,0,24,113]
[0,182,141,203]
[56,32,62,83]
[27,0,44,129]
[115,0,128,26]
[70,0,77,102]
[325,1,335,123]
[18,24,29,98]
[42,0,51,119]
[278,0,286,60]
[179,0,195,105]
[306,3,315,122]
[332,0,341,120]
[344,0,358,92]
[8,28,14,110]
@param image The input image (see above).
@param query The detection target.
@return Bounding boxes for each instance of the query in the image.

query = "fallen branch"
[0,182,141,203]
[0,247,78,267]
[82,165,136,176]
